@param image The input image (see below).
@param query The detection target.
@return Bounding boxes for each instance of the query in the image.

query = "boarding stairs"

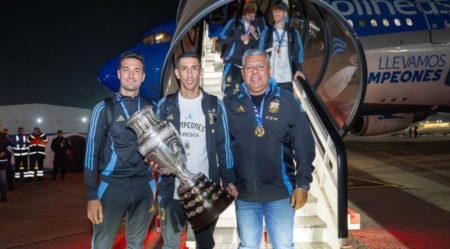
[186,24,351,249]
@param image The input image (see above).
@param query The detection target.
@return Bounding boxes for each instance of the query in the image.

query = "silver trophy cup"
[127,106,233,231]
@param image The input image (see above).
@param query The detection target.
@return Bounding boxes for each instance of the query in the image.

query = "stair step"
[202,71,223,79]
[187,242,331,249]
[217,196,319,228]
[215,214,326,243]
[293,216,327,243]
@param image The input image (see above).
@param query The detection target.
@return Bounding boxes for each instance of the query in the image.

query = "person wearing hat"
[219,1,261,98]
[258,1,305,93]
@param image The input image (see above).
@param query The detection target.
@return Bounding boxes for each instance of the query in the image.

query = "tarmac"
[0,135,449,249]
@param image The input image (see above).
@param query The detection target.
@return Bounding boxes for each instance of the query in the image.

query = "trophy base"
[178,174,234,231]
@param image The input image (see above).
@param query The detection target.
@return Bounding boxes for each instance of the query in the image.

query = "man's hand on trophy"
[146,158,170,175]
[226,182,239,199]
[87,199,103,225]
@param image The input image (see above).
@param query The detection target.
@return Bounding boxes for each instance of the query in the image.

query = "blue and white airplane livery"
[326,0,450,135]
[98,0,450,136]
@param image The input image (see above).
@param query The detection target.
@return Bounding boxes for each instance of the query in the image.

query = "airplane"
[98,0,450,137]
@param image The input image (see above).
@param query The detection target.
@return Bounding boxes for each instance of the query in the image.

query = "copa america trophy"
[127,106,234,231]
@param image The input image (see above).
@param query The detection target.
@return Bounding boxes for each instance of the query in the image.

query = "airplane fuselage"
[326,0,450,112]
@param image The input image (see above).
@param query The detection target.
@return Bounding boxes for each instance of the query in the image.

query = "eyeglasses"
[243,64,267,72]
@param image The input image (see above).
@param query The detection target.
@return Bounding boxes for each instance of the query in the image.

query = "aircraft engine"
[350,113,427,136]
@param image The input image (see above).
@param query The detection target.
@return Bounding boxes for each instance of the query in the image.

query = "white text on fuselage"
[325,0,450,17]
[368,54,447,84]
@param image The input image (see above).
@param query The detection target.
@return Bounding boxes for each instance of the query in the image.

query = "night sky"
[0,0,179,109]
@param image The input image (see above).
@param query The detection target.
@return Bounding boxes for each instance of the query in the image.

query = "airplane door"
[293,0,367,135]
[161,0,233,96]
[162,0,366,136]
[416,0,450,44]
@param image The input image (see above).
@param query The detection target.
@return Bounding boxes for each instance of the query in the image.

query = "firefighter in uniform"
[8,127,29,181]
[27,127,48,180]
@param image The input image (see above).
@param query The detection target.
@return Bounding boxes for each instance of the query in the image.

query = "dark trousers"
[159,197,218,249]
[92,180,154,249]
[0,168,6,201]
[29,154,45,178]
[14,156,29,179]
[223,63,243,98]
[52,155,67,179]
[6,155,14,189]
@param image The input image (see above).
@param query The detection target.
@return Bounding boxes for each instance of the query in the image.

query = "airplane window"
[394,18,401,26]
[358,20,365,27]
[142,32,171,45]
[406,18,413,26]
[370,19,378,27]
[382,19,389,27]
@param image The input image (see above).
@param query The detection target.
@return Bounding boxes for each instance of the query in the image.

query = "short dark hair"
[120,51,145,68]
[176,51,201,68]
[57,130,63,134]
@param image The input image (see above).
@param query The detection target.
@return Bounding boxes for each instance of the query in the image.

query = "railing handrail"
[294,77,348,239]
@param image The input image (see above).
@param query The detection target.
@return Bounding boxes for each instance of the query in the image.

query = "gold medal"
[255,126,265,137]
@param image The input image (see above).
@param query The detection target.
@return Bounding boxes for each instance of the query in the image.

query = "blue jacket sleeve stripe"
[222,63,232,91]
[285,90,305,112]
[294,29,304,64]
[280,145,294,195]
[156,97,166,118]
[219,18,234,40]
[97,181,109,199]
[224,43,236,61]
[85,101,105,171]
[101,141,117,176]
[258,27,268,49]
[218,100,233,169]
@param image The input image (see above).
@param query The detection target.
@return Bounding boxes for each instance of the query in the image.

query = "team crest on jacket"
[268,101,279,114]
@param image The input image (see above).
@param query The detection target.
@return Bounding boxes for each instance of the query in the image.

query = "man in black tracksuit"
[224,49,315,248]
[155,52,237,249]
[84,52,154,249]
[51,130,71,180]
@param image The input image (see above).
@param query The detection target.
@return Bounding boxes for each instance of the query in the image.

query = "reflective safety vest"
[8,134,29,157]
[28,133,48,155]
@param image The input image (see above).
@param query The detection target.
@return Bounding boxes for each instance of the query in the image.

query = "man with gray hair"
[224,48,315,248]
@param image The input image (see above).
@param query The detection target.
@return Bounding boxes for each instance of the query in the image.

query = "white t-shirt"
[270,27,293,83]
[174,92,209,199]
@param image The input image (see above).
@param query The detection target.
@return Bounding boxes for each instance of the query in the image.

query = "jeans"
[236,198,294,249]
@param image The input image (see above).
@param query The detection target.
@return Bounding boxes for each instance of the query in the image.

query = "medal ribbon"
[274,29,286,52]
[243,85,271,128]
[116,93,141,120]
